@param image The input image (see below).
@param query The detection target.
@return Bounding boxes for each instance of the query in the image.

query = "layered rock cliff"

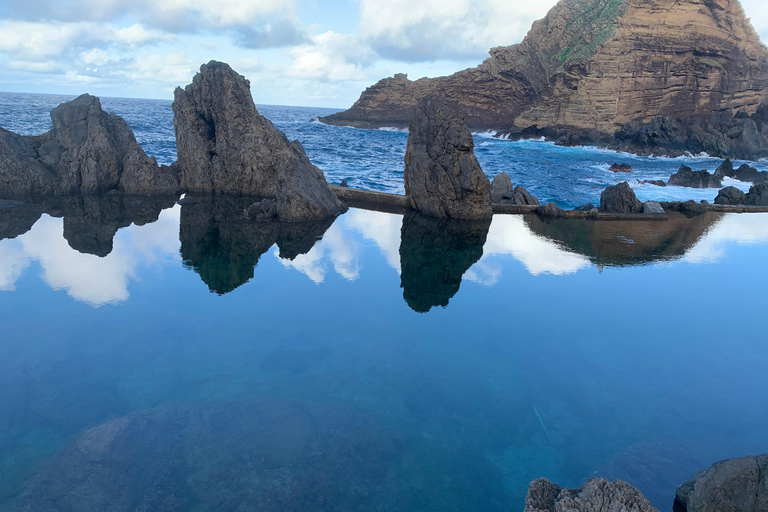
[321,0,768,157]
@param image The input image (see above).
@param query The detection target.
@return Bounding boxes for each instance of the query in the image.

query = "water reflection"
[399,212,491,313]
[179,197,336,294]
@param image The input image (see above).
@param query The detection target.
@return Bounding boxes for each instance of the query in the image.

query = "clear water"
[1,92,766,208]
[0,93,767,511]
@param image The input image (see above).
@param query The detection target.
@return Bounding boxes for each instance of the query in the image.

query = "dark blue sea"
[0,93,767,512]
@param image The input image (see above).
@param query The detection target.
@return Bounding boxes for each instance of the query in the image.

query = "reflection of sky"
[0,207,181,306]
[3,208,768,304]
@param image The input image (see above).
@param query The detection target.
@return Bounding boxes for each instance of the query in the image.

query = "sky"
[0,0,766,108]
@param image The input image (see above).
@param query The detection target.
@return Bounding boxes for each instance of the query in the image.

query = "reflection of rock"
[404,95,492,220]
[399,212,490,312]
[0,95,179,197]
[0,195,177,256]
[15,400,509,512]
[180,197,335,294]
[524,478,658,512]
[173,61,344,221]
[524,212,721,267]
[674,454,768,512]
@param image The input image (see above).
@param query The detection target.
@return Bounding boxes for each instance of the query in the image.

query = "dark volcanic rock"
[714,186,747,205]
[662,200,707,217]
[674,454,768,512]
[490,172,514,204]
[610,163,633,173]
[668,165,722,188]
[173,61,344,221]
[714,159,734,179]
[404,95,492,220]
[0,95,179,197]
[573,203,596,212]
[600,182,643,213]
[746,183,768,206]
[642,180,667,187]
[511,186,540,206]
[524,478,658,512]
[537,202,565,218]
[399,212,490,313]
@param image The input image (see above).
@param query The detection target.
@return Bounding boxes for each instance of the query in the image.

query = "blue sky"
[0,0,766,108]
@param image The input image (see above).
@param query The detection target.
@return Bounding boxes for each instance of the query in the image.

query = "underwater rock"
[600,182,643,213]
[524,478,659,512]
[399,211,490,312]
[404,95,492,220]
[674,454,768,512]
[668,165,722,189]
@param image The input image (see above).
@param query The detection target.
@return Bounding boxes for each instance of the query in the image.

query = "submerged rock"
[668,165,722,189]
[0,95,179,197]
[600,182,643,213]
[674,454,768,512]
[610,163,633,173]
[524,478,659,512]
[404,95,492,220]
[173,61,344,221]
[714,186,747,205]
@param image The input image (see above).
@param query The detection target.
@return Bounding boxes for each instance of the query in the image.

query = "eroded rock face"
[524,478,659,512]
[321,0,768,159]
[404,95,492,220]
[674,454,768,512]
[600,181,643,213]
[173,61,344,221]
[0,95,179,198]
[668,166,722,189]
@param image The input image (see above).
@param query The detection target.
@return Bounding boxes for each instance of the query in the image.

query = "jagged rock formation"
[173,61,345,221]
[661,200,708,217]
[490,172,539,205]
[524,478,659,512]
[404,95,492,220]
[321,0,768,159]
[746,183,768,205]
[714,159,768,184]
[668,165,722,188]
[714,186,747,205]
[0,95,179,197]
[610,163,632,173]
[399,212,490,313]
[600,181,643,213]
[674,454,768,512]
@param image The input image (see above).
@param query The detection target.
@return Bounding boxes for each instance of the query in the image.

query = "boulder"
[662,200,707,217]
[339,179,349,187]
[609,163,633,173]
[573,203,596,211]
[745,183,768,206]
[511,186,540,206]
[643,201,666,215]
[537,202,565,218]
[641,180,667,187]
[714,186,747,205]
[404,95,492,220]
[0,95,179,197]
[490,172,514,203]
[599,181,643,213]
[714,159,734,179]
[174,61,345,221]
[674,454,768,512]
[668,165,722,188]
[524,478,659,512]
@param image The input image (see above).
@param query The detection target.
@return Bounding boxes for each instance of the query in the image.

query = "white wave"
[378,126,409,133]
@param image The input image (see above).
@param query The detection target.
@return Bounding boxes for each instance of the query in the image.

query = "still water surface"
[1,197,767,511]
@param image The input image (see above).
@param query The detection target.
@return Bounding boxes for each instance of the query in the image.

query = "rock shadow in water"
[0,195,179,256]
[14,400,510,512]
[179,196,335,294]
[399,212,491,313]
[524,211,721,267]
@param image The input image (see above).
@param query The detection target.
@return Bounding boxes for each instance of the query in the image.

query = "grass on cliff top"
[554,0,626,68]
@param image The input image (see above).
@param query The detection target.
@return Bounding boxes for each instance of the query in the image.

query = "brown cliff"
[321,0,768,155]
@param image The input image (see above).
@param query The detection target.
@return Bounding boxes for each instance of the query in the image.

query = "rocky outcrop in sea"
[490,172,539,206]
[668,165,722,189]
[0,94,179,197]
[599,181,643,214]
[404,95,492,220]
[524,478,658,512]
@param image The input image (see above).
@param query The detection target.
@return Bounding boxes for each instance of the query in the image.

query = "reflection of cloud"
[275,222,360,283]
[465,216,590,284]
[343,209,403,274]
[683,213,768,264]
[2,207,180,306]
[0,242,30,291]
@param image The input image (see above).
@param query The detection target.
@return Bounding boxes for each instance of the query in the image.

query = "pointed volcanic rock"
[0,94,180,198]
[321,0,768,158]
[599,181,643,213]
[404,95,492,220]
[668,165,722,188]
[525,478,659,512]
[173,61,345,221]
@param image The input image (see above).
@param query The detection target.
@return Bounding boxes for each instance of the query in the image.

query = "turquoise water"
[1,197,767,511]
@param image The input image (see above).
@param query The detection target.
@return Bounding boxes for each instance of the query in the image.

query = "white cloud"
[287,31,374,81]
[343,209,403,274]
[275,221,361,283]
[682,213,768,265]
[115,24,174,46]
[0,242,30,291]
